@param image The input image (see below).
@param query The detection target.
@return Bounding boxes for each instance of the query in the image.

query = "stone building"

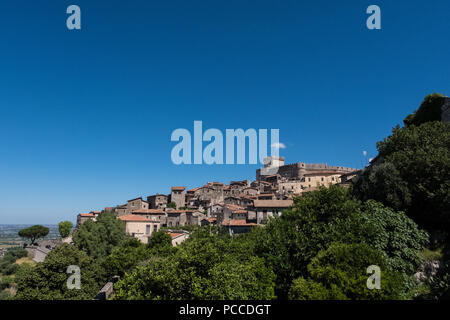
[166,209,190,227]
[76,213,96,228]
[301,171,342,189]
[147,194,168,209]
[169,187,186,209]
[247,199,293,224]
[124,197,149,215]
[131,208,167,225]
[165,230,190,246]
[256,156,357,181]
[118,214,160,244]
[278,181,303,196]
[221,219,257,235]
[114,204,127,216]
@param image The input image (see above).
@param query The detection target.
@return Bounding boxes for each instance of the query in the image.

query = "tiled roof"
[119,215,153,222]
[221,219,257,227]
[79,213,94,217]
[225,204,245,211]
[252,200,293,208]
[171,186,186,191]
[132,209,165,214]
[167,232,184,239]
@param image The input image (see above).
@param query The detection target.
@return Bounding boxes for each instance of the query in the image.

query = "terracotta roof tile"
[221,219,257,227]
[119,214,153,222]
[252,200,293,208]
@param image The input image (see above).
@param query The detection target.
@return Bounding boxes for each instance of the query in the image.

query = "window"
[321,177,324,182]
[308,178,311,182]
[332,177,335,181]
[146,225,150,235]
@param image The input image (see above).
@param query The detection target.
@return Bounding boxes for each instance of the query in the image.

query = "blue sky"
[0,0,449,224]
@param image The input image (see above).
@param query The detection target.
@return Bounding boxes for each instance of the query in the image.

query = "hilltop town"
[76,156,359,243]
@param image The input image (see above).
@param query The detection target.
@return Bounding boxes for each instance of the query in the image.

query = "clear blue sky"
[0,0,449,224]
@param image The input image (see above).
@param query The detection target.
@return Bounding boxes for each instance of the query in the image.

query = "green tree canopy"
[58,221,73,238]
[252,185,427,298]
[72,211,126,259]
[403,93,446,127]
[18,225,49,245]
[103,237,151,277]
[353,121,450,241]
[147,231,177,257]
[14,244,107,300]
[289,243,406,300]
[115,228,275,300]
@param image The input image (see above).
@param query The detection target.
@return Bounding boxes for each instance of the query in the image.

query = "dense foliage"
[72,211,126,259]
[403,93,446,126]
[353,114,450,244]
[289,243,406,300]
[251,185,427,298]
[115,228,276,300]
[14,244,106,300]
[0,248,28,276]
[58,221,73,238]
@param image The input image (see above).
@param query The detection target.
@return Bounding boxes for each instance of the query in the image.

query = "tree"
[115,228,276,300]
[354,121,450,242]
[58,221,73,238]
[72,211,126,259]
[403,93,446,127]
[103,237,151,277]
[361,200,428,274]
[352,162,411,211]
[167,202,177,209]
[14,244,106,300]
[18,225,49,245]
[252,185,426,298]
[289,243,407,300]
[252,185,370,298]
[147,231,176,257]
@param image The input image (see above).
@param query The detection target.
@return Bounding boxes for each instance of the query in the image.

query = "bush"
[293,243,407,300]
[0,290,11,300]
[0,276,13,290]
[58,221,73,238]
[2,263,19,275]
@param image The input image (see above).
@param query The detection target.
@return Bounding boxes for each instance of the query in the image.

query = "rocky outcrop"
[414,260,442,283]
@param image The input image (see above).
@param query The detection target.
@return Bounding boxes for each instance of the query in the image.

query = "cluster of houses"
[76,157,359,244]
